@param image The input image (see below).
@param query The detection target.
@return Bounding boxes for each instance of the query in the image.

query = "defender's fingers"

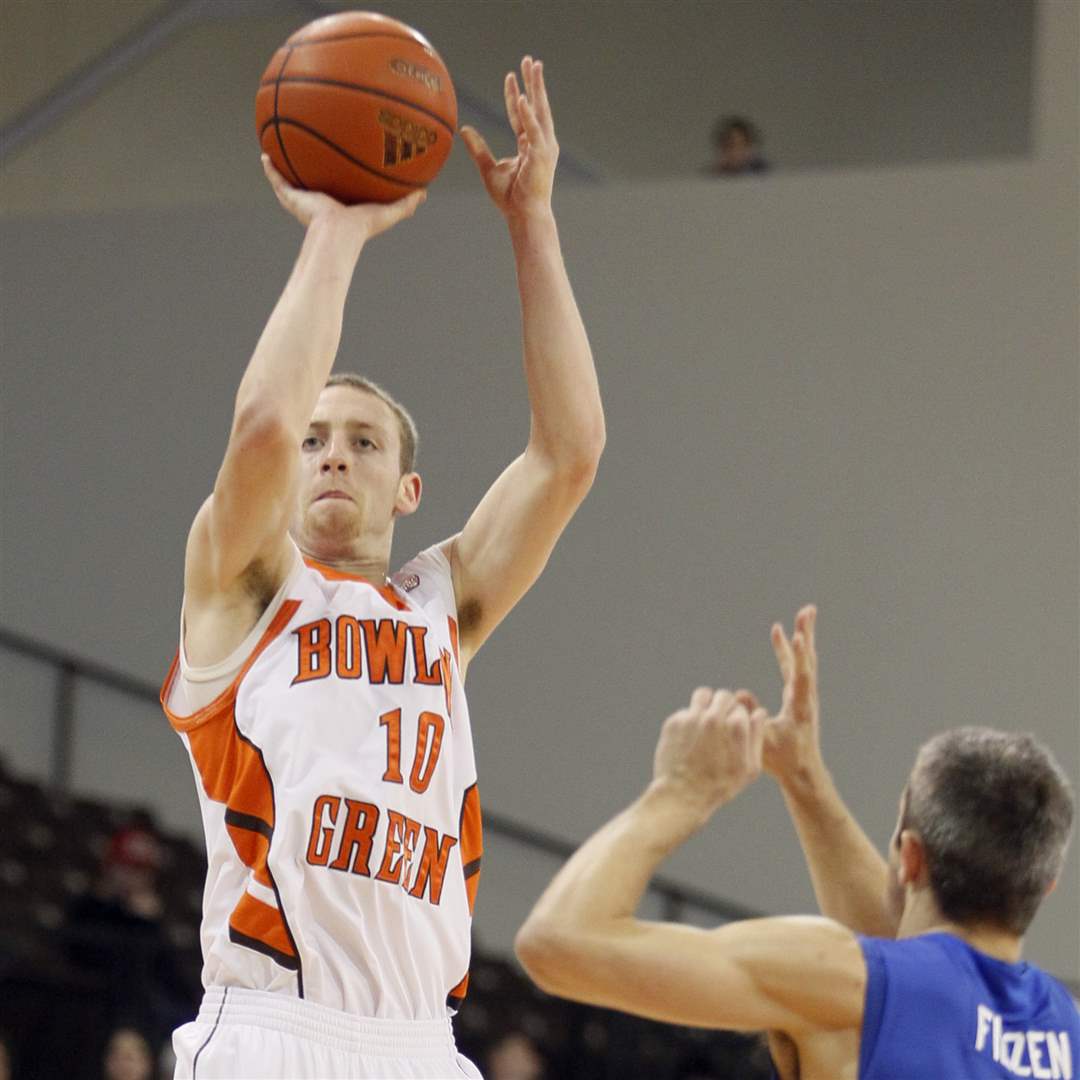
[689,687,714,712]
[796,605,818,676]
[734,689,760,712]
[771,623,794,682]
[747,707,767,762]
[707,689,736,717]
[504,72,523,136]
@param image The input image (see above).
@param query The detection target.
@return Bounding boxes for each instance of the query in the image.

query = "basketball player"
[516,608,1078,1079]
[161,58,604,1079]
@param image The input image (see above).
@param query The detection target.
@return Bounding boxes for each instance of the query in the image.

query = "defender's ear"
[897,830,928,889]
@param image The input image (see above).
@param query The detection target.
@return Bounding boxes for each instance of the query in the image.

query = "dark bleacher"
[0,757,773,1079]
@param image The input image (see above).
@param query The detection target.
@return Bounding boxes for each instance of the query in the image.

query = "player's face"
[295,386,413,544]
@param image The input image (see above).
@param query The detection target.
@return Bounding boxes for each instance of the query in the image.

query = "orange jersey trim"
[159,599,303,979]
[458,783,483,916]
[160,599,301,734]
[302,556,411,612]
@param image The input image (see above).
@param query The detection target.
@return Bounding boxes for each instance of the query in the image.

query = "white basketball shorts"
[173,987,482,1079]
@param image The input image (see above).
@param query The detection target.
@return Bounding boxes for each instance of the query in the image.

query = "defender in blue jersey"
[514,606,1077,1080]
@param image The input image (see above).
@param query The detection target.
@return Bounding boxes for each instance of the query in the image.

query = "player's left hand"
[459,56,558,221]
[651,688,767,823]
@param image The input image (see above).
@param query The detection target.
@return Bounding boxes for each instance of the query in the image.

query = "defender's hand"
[651,688,766,824]
[759,605,825,789]
[261,154,425,240]
[459,56,559,220]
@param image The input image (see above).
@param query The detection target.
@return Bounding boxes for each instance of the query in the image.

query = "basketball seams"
[255,17,454,203]
[272,119,422,192]
[259,76,455,135]
[272,46,305,189]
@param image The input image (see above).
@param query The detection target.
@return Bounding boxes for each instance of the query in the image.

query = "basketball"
[255,11,457,204]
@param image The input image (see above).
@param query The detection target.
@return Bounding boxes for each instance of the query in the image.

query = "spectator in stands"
[708,116,769,176]
[66,818,196,1044]
[0,1031,12,1080]
[484,1030,546,1080]
[102,1027,154,1080]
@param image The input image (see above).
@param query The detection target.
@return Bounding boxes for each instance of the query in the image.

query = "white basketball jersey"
[161,544,482,1020]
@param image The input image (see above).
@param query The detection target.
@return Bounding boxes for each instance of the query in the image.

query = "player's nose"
[320,439,348,472]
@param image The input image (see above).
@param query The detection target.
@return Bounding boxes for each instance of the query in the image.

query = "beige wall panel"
[0,0,173,127]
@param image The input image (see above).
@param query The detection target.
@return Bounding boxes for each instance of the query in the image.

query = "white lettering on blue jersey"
[975,1003,1074,1078]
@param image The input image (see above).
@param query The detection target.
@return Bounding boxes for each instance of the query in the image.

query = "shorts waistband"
[197,987,459,1058]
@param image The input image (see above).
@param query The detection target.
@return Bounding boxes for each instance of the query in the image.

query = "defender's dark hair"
[902,727,1074,935]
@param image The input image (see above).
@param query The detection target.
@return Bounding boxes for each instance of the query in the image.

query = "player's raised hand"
[760,605,825,788]
[651,688,767,824]
[261,154,425,240]
[459,56,559,220]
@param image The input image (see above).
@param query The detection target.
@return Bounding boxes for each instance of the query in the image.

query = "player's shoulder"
[390,540,456,615]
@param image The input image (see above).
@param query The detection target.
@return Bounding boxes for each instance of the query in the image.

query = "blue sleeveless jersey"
[857,933,1078,1079]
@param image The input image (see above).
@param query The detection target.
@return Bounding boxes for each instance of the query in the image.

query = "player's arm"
[185,163,425,609]
[752,607,895,938]
[449,58,605,669]
[515,689,866,1034]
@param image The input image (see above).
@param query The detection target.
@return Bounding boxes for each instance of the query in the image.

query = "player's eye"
[355,437,376,450]
[301,436,321,450]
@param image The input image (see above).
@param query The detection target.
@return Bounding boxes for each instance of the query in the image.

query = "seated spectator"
[102,1027,154,1080]
[708,116,769,176]
[66,818,196,1044]
[485,1030,546,1080]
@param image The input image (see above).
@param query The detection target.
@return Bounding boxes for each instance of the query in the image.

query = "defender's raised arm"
[515,689,866,1036]
[761,607,894,937]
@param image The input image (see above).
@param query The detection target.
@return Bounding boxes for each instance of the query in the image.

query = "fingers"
[735,689,760,713]
[365,189,426,237]
[261,153,292,205]
[771,622,794,682]
[503,71,523,137]
[526,57,553,134]
[515,90,545,149]
[796,604,818,678]
[459,125,496,178]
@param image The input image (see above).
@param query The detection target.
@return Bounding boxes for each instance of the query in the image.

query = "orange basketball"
[255,11,456,204]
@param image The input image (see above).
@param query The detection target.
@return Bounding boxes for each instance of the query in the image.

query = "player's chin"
[308,500,361,532]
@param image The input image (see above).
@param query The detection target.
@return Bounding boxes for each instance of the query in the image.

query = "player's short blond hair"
[324,372,419,475]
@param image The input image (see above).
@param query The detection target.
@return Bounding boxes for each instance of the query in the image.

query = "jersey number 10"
[379,708,444,794]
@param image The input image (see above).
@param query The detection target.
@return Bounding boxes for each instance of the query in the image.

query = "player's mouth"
[316,490,352,502]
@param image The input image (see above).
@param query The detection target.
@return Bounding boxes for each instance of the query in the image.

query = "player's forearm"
[519,782,701,957]
[509,210,605,472]
[235,214,366,437]
[780,766,895,937]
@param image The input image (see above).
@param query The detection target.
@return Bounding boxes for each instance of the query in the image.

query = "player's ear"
[394,472,422,517]
[897,830,926,888]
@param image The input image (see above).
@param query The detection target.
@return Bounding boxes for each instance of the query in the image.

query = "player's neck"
[898,898,1023,963]
[297,534,391,583]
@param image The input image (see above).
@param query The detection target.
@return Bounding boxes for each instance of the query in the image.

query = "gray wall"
[0,0,1034,217]
[2,1,1076,982]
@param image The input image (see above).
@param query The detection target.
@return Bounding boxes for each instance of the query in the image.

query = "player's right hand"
[651,688,766,823]
[755,605,825,789]
[261,154,425,240]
